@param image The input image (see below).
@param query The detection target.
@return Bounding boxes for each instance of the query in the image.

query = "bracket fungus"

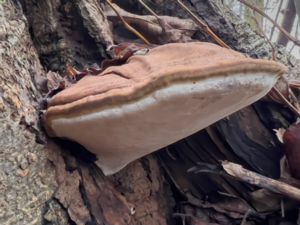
[43,42,287,175]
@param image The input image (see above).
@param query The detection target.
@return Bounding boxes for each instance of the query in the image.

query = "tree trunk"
[0,1,58,224]
[1,0,299,225]
[295,0,300,20]
[277,0,296,46]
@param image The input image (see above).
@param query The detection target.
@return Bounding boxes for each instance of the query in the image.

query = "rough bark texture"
[0,1,57,224]
[1,0,300,225]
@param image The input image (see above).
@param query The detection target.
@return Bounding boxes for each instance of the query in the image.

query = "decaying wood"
[104,3,197,43]
[45,138,174,225]
[2,0,300,224]
[23,0,108,72]
[75,0,114,47]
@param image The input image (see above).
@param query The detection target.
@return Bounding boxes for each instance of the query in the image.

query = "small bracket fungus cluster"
[43,42,287,175]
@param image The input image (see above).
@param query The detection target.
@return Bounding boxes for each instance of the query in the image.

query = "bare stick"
[137,0,166,30]
[175,0,230,48]
[105,0,151,44]
[222,161,300,202]
[137,0,160,20]
[237,0,300,47]
[240,209,251,225]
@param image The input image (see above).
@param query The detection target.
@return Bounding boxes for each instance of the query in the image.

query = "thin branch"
[137,0,159,19]
[240,209,252,225]
[270,87,300,117]
[105,0,151,44]
[136,0,166,30]
[238,0,300,46]
[222,161,300,202]
[281,200,285,218]
[174,0,230,48]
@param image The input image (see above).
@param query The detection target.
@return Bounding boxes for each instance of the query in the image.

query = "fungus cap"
[44,42,287,175]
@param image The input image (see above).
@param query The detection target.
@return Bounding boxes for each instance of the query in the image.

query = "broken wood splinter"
[222,161,300,202]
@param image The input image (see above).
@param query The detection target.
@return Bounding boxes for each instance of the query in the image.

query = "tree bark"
[0,1,58,225]
[277,0,296,46]
[1,0,300,225]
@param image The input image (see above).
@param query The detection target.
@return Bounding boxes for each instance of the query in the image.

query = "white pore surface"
[51,72,278,175]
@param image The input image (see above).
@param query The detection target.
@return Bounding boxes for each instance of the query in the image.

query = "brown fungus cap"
[44,42,287,175]
[46,42,286,119]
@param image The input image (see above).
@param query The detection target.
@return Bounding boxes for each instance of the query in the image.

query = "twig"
[237,0,300,46]
[136,0,168,33]
[222,161,300,202]
[281,200,285,218]
[240,209,251,225]
[166,147,177,161]
[270,87,300,118]
[137,0,160,21]
[105,0,150,44]
[174,0,230,48]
